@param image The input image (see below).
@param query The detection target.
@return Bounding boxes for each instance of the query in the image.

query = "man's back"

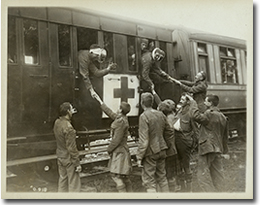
[192,107,228,155]
[138,108,168,157]
[53,116,77,159]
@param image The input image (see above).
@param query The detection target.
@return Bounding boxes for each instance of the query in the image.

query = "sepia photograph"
[1,0,253,200]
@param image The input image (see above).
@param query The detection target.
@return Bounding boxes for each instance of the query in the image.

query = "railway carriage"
[7,7,247,182]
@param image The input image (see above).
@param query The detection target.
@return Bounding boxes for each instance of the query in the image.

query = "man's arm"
[222,117,229,154]
[153,65,171,81]
[163,115,175,151]
[141,53,154,88]
[179,81,207,94]
[65,125,80,167]
[179,80,195,86]
[100,103,117,121]
[136,114,149,162]
[189,99,209,125]
[107,119,126,154]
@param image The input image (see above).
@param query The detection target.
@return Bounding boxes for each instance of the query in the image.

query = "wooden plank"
[7,141,137,166]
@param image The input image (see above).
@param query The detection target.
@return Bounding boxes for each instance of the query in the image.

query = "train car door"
[49,23,76,122]
[13,18,50,136]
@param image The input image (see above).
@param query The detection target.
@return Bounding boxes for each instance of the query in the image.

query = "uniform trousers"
[197,153,224,192]
[57,158,81,192]
[141,150,169,192]
[175,135,193,182]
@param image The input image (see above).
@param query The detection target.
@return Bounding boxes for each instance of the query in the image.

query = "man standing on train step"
[188,94,229,192]
[140,39,172,94]
[78,44,117,99]
[170,71,208,112]
[53,102,82,192]
[136,92,174,192]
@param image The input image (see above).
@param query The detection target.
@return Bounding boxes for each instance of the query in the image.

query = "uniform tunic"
[141,51,171,90]
[190,105,228,192]
[53,116,81,192]
[78,50,109,90]
[179,80,208,112]
[101,103,132,175]
[137,108,174,191]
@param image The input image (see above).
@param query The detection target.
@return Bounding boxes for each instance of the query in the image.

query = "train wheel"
[35,159,59,183]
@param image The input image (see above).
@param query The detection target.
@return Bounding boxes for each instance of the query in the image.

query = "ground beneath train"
[6,138,247,193]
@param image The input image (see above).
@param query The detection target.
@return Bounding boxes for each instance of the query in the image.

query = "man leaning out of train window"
[93,94,133,193]
[78,44,117,99]
[169,71,208,112]
[141,39,172,93]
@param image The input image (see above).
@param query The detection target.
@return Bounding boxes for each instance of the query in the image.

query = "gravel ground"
[6,138,246,193]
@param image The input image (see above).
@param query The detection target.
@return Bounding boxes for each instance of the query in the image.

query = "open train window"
[220,46,238,84]
[8,16,17,64]
[23,19,39,65]
[58,24,72,67]
[127,36,137,72]
[197,43,210,82]
[77,27,98,51]
[103,32,114,69]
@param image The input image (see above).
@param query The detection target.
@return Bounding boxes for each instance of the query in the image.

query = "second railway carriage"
[7,7,247,181]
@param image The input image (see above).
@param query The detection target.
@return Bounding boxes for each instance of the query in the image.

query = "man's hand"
[150,84,155,94]
[89,88,99,99]
[75,165,82,173]
[137,159,143,168]
[221,154,230,160]
[169,77,181,85]
[90,89,103,104]
[107,63,117,71]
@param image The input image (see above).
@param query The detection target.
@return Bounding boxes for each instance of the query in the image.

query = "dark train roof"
[8,7,246,48]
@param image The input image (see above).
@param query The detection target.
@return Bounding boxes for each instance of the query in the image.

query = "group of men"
[53,40,229,193]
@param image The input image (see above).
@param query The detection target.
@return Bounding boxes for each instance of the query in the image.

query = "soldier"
[157,99,179,191]
[53,102,82,192]
[140,40,171,94]
[94,95,132,192]
[170,71,208,112]
[188,94,229,192]
[78,44,117,98]
[136,92,174,192]
[173,93,199,192]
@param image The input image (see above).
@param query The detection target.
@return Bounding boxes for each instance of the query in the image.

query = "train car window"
[198,43,207,53]
[103,32,114,68]
[114,34,128,72]
[58,25,72,67]
[159,41,168,72]
[23,19,39,65]
[127,36,137,72]
[220,46,238,84]
[8,16,17,64]
[197,43,210,81]
[77,27,98,51]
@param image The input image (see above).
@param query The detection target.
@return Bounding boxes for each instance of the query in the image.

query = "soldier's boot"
[185,173,193,192]
[185,181,192,192]
[124,177,133,192]
[117,184,126,192]
[178,180,186,192]
[160,184,170,192]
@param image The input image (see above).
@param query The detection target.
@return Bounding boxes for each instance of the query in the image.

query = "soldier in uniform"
[53,102,82,192]
[140,39,171,94]
[171,71,208,112]
[173,93,199,192]
[157,99,179,191]
[189,94,229,192]
[78,44,117,98]
[136,93,174,192]
[94,95,132,192]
